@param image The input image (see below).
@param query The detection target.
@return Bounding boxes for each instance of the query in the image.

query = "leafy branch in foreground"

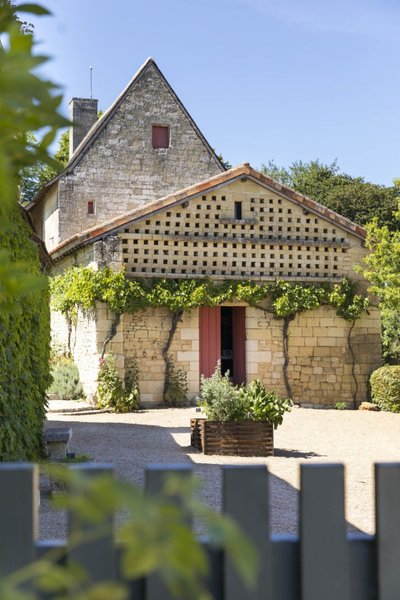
[0,0,69,310]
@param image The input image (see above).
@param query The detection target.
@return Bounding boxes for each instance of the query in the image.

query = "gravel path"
[41,405,400,539]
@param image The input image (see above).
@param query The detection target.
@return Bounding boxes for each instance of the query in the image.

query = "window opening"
[234,201,242,220]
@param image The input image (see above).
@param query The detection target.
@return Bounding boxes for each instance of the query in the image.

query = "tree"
[19,130,69,204]
[357,218,400,363]
[261,159,399,229]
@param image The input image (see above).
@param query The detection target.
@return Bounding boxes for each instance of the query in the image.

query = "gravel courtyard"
[41,404,400,539]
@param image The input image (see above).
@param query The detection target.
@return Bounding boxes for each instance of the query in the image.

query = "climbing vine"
[50,267,370,404]
[51,267,368,320]
[0,204,52,459]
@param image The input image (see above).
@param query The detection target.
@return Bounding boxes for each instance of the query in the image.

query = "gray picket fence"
[0,462,399,599]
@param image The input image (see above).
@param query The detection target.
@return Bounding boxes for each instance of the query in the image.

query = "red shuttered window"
[152,125,169,149]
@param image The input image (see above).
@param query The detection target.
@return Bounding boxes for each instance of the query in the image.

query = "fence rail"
[0,462,398,599]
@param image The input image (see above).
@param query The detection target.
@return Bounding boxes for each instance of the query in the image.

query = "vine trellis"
[50,267,370,406]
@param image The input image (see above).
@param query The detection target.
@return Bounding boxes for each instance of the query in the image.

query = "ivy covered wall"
[0,204,51,460]
[49,267,381,408]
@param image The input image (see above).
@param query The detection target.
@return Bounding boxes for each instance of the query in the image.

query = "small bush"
[97,355,140,412]
[47,354,84,400]
[335,402,348,410]
[164,356,188,407]
[199,362,247,422]
[198,364,292,427]
[370,366,400,412]
[240,379,292,428]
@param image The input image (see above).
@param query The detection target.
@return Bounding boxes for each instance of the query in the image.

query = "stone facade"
[52,301,381,407]
[29,59,223,251]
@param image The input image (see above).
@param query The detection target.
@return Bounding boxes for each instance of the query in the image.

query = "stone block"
[246,339,258,352]
[247,350,272,364]
[180,328,199,341]
[176,351,197,363]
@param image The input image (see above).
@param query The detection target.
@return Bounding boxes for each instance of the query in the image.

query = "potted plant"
[191,364,292,456]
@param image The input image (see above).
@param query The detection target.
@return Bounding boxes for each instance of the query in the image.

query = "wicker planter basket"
[190,418,274,456]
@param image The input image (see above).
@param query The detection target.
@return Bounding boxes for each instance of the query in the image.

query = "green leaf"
[16,4,51,16]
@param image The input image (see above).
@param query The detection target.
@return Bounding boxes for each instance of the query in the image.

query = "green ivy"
[50,266,368,323]
[0,204,51,460]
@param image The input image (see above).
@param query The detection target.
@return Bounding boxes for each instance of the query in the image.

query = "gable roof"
[50,163,366,261]
[26,57,224,211]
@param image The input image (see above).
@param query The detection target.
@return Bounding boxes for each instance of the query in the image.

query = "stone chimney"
[69,98,98,159]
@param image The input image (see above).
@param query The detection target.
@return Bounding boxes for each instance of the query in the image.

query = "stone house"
[27,58,381,407]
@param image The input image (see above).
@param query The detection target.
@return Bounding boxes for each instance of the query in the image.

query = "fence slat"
[375,463,400,600]
[223,465,272,600]
[272,534,299,600]
[300,464,350,600]
[348,533,377,600]
[67,463,115,584]
[0,463,38,575]
[145,464,193,600]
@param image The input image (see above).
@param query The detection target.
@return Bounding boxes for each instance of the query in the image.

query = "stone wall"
[51,303,115,400]
[30,184,59,252]
[109,303,381,407]
[51,302,381,407]
[55,61,222,244]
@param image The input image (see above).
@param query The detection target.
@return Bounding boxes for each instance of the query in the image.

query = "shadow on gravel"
[41,415,368,538]
[274,448,325,458]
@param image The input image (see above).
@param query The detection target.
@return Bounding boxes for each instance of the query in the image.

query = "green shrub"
[370,365,400,412]
[164,356,188,407]
[335,401,348,410]
[198,364,291,427]
[97,355,140,412]
[240,379,292,428]
[199,362,247,422]
[47,354,84,400]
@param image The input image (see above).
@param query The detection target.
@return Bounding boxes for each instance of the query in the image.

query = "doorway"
[199,306,246,385]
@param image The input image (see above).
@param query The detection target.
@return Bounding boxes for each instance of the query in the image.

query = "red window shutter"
[152,126,169,148]
[232,307,246,385]
[199,306,221,379]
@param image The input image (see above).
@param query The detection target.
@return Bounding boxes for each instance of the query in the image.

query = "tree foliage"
[0,0,68,459]
[19,130,69,204]
[359,219,400,311]
[0,0,68,297]
[261,159,399,229]
[358,217,400,364]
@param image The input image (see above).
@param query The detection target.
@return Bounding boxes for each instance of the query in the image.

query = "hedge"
[370,365,400,413]
[0,205,51,460]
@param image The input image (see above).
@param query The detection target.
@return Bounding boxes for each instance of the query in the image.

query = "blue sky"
[29,0,400,186]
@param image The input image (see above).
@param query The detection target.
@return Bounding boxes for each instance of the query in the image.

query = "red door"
[199,306,221,378]
[199,306,246,384]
